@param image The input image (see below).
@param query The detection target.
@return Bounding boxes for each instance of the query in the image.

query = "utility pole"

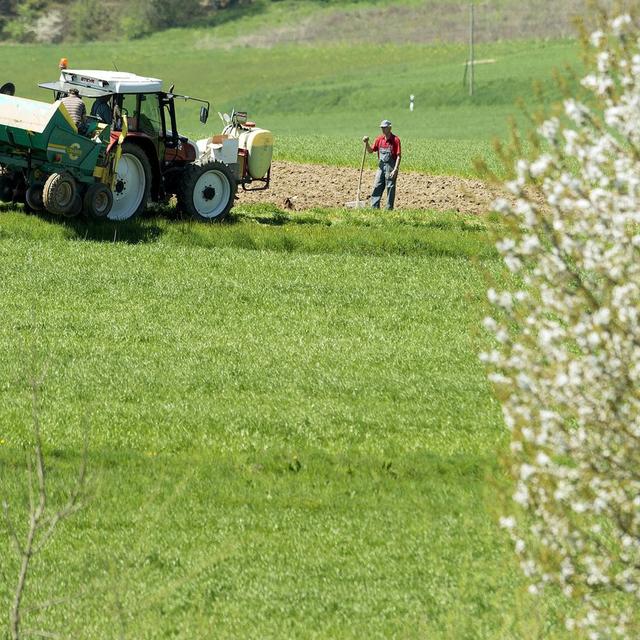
[469,3,475,97]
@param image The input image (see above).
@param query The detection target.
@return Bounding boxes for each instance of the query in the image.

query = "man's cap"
[380,119,392,128]
[68,88,80,95]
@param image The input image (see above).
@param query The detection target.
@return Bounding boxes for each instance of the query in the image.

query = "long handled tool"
[346,144,367,208]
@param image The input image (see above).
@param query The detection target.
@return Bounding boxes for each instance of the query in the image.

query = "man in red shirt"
[363,119,401,210]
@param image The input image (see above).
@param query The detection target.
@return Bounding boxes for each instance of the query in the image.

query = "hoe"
[346,144,367,209]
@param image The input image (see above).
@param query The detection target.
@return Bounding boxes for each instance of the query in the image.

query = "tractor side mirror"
[200,105,209,124]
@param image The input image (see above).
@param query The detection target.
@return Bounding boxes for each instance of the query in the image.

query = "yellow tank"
[238,128,274,179]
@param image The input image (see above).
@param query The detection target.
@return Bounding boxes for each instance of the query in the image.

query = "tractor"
[0,63,273,221]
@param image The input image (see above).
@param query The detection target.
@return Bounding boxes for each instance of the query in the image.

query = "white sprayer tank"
[238,128,274,179]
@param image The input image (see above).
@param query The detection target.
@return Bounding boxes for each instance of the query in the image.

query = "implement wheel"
[43,173,77,216]
[65,194,83,218]
[177,161,236,222]
[84,183,113,218]
[109,142,151,221]
[0,168,18,203]
[25,184,44,211]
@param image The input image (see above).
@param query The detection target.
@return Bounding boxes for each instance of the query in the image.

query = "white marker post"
[409,94,414,112]
[469,3,475,97]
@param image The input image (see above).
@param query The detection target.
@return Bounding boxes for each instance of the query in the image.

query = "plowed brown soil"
[237,161,500,215]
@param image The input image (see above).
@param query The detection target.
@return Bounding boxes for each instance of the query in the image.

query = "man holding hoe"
[363,119,401,210]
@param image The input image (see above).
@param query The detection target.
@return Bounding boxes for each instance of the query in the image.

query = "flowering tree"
[482,13,640,638]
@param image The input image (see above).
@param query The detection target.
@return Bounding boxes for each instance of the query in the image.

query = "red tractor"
[36,65,273,222]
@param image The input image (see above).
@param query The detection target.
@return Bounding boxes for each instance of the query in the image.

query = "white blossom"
[483,14,640,638]
[564,98,589,124]
[492,197,511,214]
[610,14,631,35]
[530,154,553,177]
[539,117,560,141]
[499,516,516,529]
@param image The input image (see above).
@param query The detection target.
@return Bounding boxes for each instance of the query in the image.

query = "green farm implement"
[0,93,117,217]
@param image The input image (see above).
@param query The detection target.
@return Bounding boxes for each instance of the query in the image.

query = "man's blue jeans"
[370,164,396,210]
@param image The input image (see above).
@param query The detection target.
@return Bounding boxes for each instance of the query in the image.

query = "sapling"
[3,375,88,640]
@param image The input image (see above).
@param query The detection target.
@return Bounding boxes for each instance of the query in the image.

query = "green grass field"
[0,206,569,638]
[0,4,584,635]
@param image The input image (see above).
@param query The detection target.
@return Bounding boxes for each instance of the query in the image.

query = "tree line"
[0,0,256,43]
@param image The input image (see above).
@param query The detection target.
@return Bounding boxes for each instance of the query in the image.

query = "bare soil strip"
[237,160,501,215]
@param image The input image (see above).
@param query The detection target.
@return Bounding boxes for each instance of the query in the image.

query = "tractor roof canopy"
[39,69,163,98]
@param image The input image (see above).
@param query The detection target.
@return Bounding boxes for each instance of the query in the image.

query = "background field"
[0,1,585,637]
[0,27,581,176]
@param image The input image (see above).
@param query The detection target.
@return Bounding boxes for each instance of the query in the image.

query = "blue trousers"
[370,164,396,210]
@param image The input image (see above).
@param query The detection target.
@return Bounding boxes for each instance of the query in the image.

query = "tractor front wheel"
[43,173,77,216]
[177,161,236,222]
[109,142,151,221]
[84,183,113,218]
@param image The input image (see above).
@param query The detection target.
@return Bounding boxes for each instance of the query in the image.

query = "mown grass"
[0,204,499,259]
[0,204,567,638]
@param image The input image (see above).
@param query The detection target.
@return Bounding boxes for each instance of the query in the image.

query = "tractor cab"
[39,67,209,171]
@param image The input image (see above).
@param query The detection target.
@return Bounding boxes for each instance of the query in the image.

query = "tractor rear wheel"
[177,161,236,222]
[109,142,151,221]
[43,173,77,216]
[84,183,113,218]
